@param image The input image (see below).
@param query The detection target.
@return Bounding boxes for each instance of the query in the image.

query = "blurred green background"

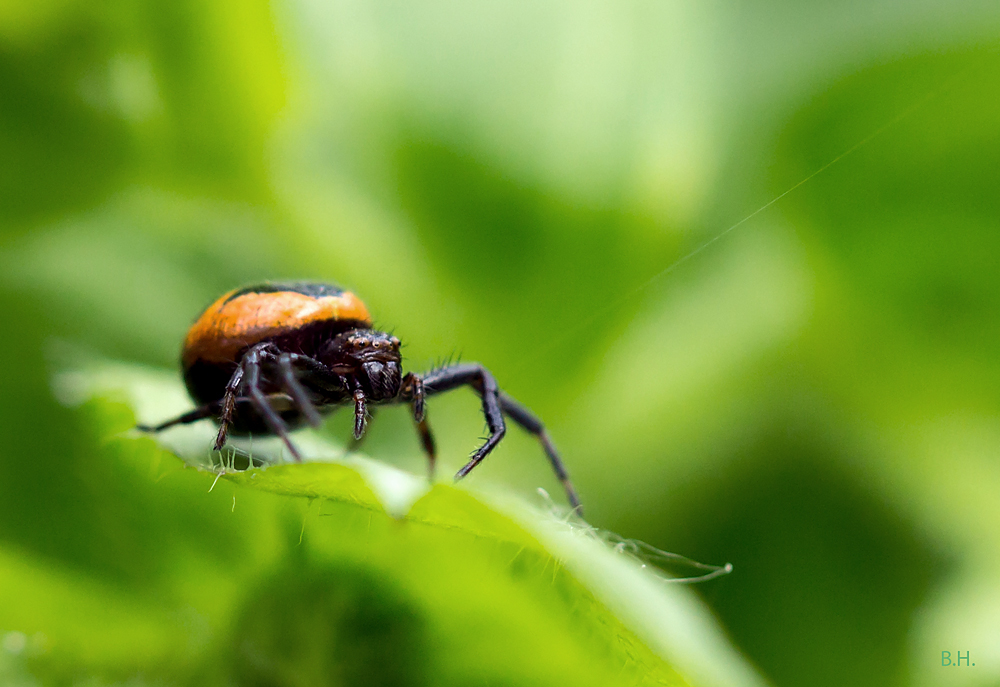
[2,0,999,685]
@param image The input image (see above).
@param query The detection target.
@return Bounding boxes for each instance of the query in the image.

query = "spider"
[138,281,581,512]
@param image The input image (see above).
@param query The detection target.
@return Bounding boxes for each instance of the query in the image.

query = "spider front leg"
[421,363,582,513]
[421,363,506,477]
[498,393,581,514]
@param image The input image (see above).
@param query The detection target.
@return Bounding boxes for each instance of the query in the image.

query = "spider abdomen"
[181,281,370,406]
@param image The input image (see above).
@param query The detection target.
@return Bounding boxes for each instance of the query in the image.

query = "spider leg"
[139,398,291,434]
[347,407,377,453]
[275,353,323,427]
[421,363,506,482]
[421,363,581,513]
[214,342,285,451]
[214,363,246,451]
[498,393,582,514]
[352,387,368,441]
[414,415,437,480]
[208,344,298,460]
[400,372,435,479]
[242,345,302,462]
[281,353,348,395]
[402,372,426,422]
[136,403,219,432]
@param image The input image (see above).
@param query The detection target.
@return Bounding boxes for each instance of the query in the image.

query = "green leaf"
[45,359,764,687]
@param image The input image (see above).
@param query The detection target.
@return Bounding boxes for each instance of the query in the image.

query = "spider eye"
[373,340,381,349]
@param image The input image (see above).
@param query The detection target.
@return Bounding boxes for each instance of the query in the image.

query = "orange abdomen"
[180,282,371,404]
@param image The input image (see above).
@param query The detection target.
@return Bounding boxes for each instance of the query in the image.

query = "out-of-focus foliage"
[1,0,999,686]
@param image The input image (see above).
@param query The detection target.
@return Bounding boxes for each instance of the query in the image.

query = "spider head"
[336,329,402,400]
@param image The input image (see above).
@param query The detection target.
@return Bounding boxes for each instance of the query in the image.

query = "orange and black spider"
[138,281,581,512]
